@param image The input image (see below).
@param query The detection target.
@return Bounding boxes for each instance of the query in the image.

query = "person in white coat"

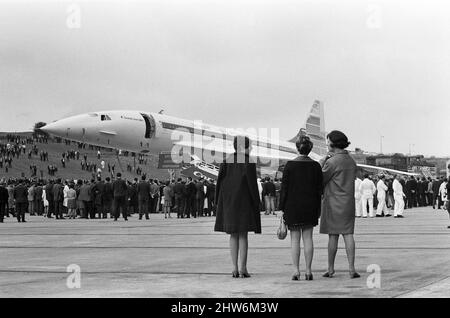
[393,175,406,218]
[42,188,49,216]
[355,174,363,217]
[376,175,391,217]
[63,181,70,215]
[439,179,447,209]
[257,177,263,203]
[361,174,376,218]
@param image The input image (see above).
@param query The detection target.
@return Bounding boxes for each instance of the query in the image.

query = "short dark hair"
[295,136,313,155]
[233,135,251,152]
[364,173,369,179]
[327,130,350,149]
[141,175,146,181]
[117,173,122,178]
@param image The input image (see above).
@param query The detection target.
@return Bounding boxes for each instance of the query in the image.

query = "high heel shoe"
[239,271,251,278]
[322,271,335,278]
[349,272,360,279]
[305,273,313,281]
[232,271,239,278]
[291,273,300,281]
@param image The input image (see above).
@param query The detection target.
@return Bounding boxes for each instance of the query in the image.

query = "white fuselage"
[42,110,321,169]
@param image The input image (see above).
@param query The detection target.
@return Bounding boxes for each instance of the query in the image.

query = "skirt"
[288,223,315,231]
[164,200,172,207]
[67,199,77,210]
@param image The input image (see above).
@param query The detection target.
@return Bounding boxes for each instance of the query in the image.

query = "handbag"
[277,215,287,240]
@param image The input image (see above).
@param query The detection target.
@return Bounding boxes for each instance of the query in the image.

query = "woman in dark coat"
[320,130,360,279]
[214,136,261,278]
[280,136,323,281]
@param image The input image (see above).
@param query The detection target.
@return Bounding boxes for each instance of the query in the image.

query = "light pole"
[409,143,415,156]
[380,135,384,154]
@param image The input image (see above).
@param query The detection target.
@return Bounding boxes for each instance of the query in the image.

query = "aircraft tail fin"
[288,100,328,156]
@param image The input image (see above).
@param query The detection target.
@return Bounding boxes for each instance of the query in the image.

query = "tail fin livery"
[288,100,328,156]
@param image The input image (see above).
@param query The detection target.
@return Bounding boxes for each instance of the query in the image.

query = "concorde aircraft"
[42,100,419,180]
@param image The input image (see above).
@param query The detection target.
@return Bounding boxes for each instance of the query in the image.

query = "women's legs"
[327,234,339,274]
[290,230,301,275]
[343,234,357,274]
[230,233,239,273]
[238,232,249,273]
[301,228,314,275]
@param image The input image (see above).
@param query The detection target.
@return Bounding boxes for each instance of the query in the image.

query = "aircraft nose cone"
[41,122,60,135]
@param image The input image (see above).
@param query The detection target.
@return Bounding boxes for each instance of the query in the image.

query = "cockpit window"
[101,114,111,121]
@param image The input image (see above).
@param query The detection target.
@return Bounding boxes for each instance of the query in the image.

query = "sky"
[0,0,449,156]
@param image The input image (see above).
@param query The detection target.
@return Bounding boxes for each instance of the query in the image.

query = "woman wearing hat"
[320,130,360,279]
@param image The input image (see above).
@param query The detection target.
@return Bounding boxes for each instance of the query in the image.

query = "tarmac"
[0,207,449,298]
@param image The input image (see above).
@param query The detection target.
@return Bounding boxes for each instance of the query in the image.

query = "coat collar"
[293,155,313,162]
[332,149,349,155]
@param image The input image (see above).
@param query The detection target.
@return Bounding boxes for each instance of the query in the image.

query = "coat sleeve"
[322,159,335,188]
[246,163,260,209]
[279,162,290,211]
[215,163,226,202]
[316,162,324,196]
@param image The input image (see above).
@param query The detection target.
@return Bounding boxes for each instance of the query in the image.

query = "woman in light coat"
[320,130,360,279]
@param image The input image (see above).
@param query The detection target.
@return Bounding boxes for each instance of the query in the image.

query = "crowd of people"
[355,174,449,218]
[0,174,218,223]
[0,133,153,183]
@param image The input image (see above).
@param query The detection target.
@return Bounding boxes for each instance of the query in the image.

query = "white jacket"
[393,179,405,197]
[42,189,49,207]
[63,185,69,207]
[376,180,388,198]
[361,178,376,197]
[439,182,447,201]
[257,178,263,201]
[355,178,362,199]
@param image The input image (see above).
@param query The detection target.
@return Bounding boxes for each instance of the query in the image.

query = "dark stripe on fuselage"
[161,122,298,155]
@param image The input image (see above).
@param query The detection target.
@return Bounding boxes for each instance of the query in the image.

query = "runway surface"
[0,207,449,298]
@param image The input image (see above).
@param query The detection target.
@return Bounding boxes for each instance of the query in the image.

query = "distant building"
[350,148,369,165]
[423,157,450,178]
[366,154,409,172]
